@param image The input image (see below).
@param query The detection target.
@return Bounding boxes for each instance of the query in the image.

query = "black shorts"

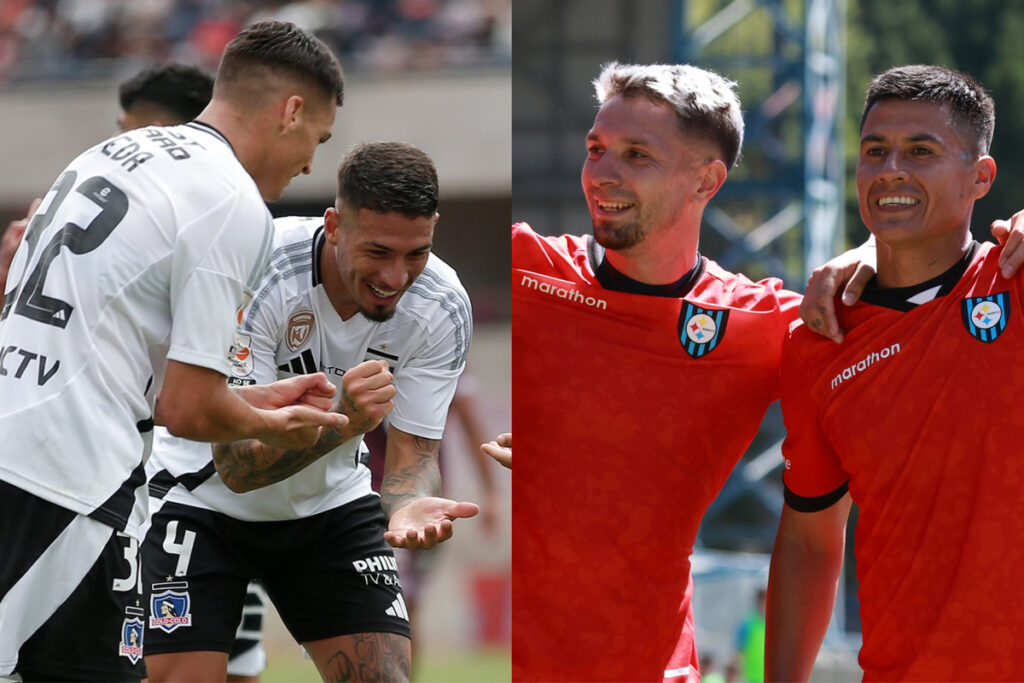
[0,480,145,682]
[142,494,410,655]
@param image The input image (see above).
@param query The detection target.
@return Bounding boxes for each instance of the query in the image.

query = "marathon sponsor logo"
[519,274,607,310]
[353,554,402,588]
[286,311,315,352]
[830,343,900,390]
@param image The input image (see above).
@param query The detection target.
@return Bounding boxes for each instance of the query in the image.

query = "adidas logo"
[386,595,409,621]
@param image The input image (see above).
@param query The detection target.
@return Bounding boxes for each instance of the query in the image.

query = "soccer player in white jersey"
[0,21,346,682]
[142,141,477,682]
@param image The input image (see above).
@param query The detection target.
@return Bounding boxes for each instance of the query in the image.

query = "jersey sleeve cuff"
[783,481,849,512]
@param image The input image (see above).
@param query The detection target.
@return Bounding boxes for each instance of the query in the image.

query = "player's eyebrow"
[586,131,655,148]
[860,132,943,145]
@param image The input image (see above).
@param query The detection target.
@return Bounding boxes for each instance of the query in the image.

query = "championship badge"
[118,606,145,664]
[961,291,1010,343]
[149,581,192,633]
[286,311,316,352]
[229,331,254,377]
[679,302,729,358]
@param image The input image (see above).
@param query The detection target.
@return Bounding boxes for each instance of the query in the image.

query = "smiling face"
[856,98,994,249]
[322,202,436,322]
[581,94,720,252]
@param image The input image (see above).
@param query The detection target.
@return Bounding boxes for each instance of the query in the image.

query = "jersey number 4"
[1,171,128,326]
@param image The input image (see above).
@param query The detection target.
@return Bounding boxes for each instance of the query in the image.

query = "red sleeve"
[779,326,849,511]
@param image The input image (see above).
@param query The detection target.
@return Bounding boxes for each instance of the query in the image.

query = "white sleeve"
[388,293,473,440]
[167,189,273,376]
[235,280,288,386]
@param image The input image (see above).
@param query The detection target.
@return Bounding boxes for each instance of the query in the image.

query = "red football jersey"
[513,223,800,681]
[782,242,1024,681]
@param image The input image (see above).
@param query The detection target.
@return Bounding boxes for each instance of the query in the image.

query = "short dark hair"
[118,64,213,122]
[218,20,344,106]
[337,142,439,217]
[861,64,995,155]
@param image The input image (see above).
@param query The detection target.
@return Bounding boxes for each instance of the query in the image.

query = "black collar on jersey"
[860,240,980,311]
[311,225,326,287]
[587,235,706,298]
[184,121,236,156]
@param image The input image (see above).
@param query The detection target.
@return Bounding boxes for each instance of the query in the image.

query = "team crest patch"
[149,581,192,633]
[118,607,144,664]
[229,331,253,377]
[961,292,1010,343]
[679,303,729,358]
[286,311,315,352]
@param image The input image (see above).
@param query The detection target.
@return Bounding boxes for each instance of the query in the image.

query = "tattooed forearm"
[380,436,441,518]
[320,633,411,682]
[339,383,378,435]
[213,428,346,493]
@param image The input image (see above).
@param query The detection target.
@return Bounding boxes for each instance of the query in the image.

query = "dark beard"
[592,217,646,251]
[359,307,397,323]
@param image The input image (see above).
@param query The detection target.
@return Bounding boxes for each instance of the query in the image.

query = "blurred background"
[0,0,510,680]
[514,1,1024,680]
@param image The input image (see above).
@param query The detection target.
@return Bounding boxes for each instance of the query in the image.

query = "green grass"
[262,647,511,682]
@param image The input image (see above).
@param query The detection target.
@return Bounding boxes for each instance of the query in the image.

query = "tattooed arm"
[381,426,480,550]
[213,360,395,493]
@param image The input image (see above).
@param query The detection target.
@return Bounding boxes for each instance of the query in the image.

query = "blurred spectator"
[734,588,767,683]
[0,0,509,83]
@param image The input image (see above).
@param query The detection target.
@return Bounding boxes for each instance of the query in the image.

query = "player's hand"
[257,404,348,451]
[340,360,396,435]
[991,210,1024,278]
[481,432,511,469]
[800,242,876,344]
[238,372,338,411]
[0,198,40,294]
[384,496,480,550]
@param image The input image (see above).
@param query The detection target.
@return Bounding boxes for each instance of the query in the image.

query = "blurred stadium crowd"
[0,0,511,82]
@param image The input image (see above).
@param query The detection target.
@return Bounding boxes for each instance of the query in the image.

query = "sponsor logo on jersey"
[830,343,901,390]
[229,332,253,377]
[119,607,145,664]
[278,348,319,376]
[962,292,1010,343]
[286,311,316,352]
[519,274,607,310]
[678,303,729,358]
[0,345,60,385]
[149,581,192,632]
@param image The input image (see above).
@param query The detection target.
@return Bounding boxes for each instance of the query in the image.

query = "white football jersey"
[147,216,472,521]
[0,122,274,538]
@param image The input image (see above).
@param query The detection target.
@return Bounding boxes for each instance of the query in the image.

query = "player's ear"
[324,206,339,242]
[695,159,728,203]
[281,94,304,132]
[972,155,997,200]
